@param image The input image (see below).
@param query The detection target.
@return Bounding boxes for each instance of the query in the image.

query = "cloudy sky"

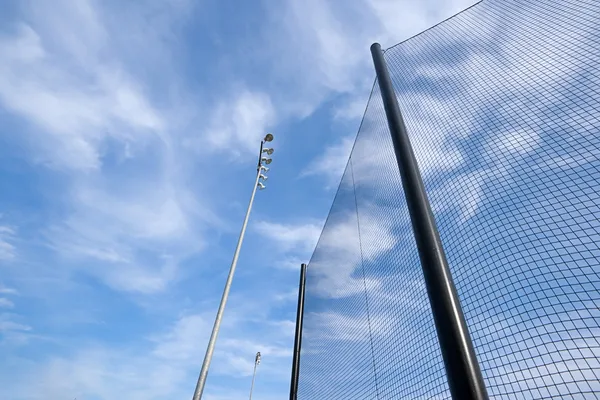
[0,0,484,399]
[293,0,600,399]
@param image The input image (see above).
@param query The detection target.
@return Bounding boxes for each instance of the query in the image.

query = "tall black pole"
[289,263,307,400]
[370,43,488,400]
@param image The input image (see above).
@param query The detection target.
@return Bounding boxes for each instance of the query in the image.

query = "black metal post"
[370,42,488,400]
[289,263,307,400]
[257,140,264,171]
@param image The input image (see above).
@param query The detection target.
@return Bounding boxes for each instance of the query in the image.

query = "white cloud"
[308,205,400,299]
[1,307,294,400]
[538,148,600,172]
[0,316,30,333]
[261,0,480,123]
[0,226,16,260]
[469,313,600,399]
[307,93,464,189]
[267,0,367,100]
[0,298,14,309]
[289,3,600,396]
[0,287,18,295]
[151,314,209,362]
[301,136,354,186]
[16,348,190,400]
[274,288,300,303]
[0,21,163,171]
[365,0,479,44]
[254,221,322,254]
[296,276,435,398]
[303,310,399,343]
[303,311,371,343]
[256,209,382,299]
[43,178,203,293]
[215,337,292,378]
[0,0,219,295]
[430,170,489,222]
[333,96,370,121]
[488,129,541,158]
[0,2,291,395]
[305,0,590,222]
[2,0,596,399]
[277,256,307,271]
[196,89,275,159]
[429,128,541,221]
[203,388,283,400]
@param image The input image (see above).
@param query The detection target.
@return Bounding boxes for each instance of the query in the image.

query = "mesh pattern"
[297,0,600,399]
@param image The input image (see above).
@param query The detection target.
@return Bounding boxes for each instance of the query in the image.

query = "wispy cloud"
[300,136,354,186]
[261,0,479,121]
[7,0,592,399]
[0,287,18,295]
[306,0,585,224]
[44,177,202,293]
[0,22,163,171]
[333,96,370,121]
[306,202,401,299]
[1,305,294,400]
[0,319,31,333]
[0,0,218,296]
[293,1,600,398]
[201,89,276,159]
[0,225,16,260]
[0,298,14,309]
[255,220,322,253]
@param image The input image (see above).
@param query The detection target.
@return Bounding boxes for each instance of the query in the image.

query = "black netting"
[297,0,600,399]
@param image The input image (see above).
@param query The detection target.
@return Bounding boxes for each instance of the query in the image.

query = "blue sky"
[0,0,485,399]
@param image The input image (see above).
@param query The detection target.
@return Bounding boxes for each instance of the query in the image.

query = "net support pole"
[289,263,307,400]
[370,42,488,400]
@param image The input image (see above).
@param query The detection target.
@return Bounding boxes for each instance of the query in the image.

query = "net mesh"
[297,0,600,398]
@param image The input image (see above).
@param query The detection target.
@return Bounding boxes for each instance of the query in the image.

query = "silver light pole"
[249,351,261,400]
[192,134,274,400]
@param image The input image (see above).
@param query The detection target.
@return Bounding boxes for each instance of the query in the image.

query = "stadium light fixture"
[249,351,262,400]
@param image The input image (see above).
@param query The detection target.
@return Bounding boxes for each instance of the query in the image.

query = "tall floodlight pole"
[370,43,488,400]
[249,352,261,400]
[192,134,275,400]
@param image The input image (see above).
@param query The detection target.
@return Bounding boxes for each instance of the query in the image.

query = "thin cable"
[350,158,381,400]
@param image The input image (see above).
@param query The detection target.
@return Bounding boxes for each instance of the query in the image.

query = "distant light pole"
[249,351,261,400]
[192,134,274,400]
